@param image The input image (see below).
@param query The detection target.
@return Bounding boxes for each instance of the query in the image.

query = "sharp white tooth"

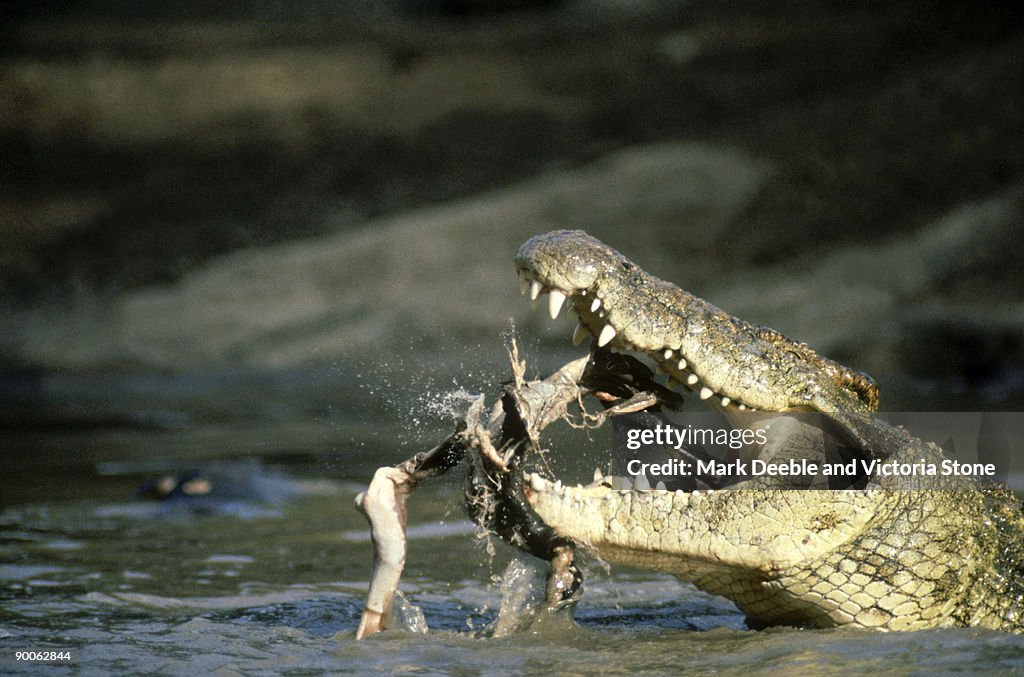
[693,490,701,496]
[686,373,699,386]
[548,289,567,319]
[529,280,543,301]
[554,479,562,492]
[655,481,667,491]
[721,396,731,406]
[663,349,673,359]
[530,473,545,492]
[738,403,746,411]
[700,387,713,400]
[677,358,687,370]
[519,278,529,295]
[572,323,589,346]
[634,474,651,491]
[590,298,601,312]
[597,324,617,347]
[593,467,604,482]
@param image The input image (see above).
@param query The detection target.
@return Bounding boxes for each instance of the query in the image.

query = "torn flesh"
[354,346,587,638]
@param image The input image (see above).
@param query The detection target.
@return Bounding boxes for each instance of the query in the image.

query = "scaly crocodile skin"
[515,230,1024,631]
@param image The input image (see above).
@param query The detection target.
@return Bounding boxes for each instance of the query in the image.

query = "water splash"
[423,388,484,423]
[488,557,548,637]
[350,347,500,451]
[391,590,429,635]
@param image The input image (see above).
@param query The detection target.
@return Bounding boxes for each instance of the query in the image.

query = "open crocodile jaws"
[506,230,1024,632]
[515,229,878,415]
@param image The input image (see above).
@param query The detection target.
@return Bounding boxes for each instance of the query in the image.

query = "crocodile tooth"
[572,323,589,346]
[634,474,651,490]
[548,289,567,319]
[686,373,699,386]
[597,324,617,347]
[677,358,687,370]
[593,467,604,482]
[700,387,713,400]
[655,481,667,491]
[737,404,747,411]
[530,473,545,492]
[721,396,731,406]
[663,349,673,359]
[529,280,543,301]
[590,298,601,312]
[554,479,563,492]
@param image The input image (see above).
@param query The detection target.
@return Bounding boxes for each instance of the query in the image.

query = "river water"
[3,372,1024,676]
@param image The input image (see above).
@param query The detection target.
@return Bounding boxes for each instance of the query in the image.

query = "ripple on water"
[4,469,1024,675]
[0,564,67,581]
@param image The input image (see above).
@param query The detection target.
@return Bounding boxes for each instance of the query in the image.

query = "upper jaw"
[515,231,882,420]
[516,264,758,414]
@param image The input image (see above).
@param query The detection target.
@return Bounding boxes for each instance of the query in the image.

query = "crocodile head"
[504,230,1024,631]
[515,229,878,415]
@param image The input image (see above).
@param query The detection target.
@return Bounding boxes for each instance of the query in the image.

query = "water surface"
[3,398,1024,675]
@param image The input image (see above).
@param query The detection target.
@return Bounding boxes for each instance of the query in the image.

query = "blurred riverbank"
[2,0,1023,450]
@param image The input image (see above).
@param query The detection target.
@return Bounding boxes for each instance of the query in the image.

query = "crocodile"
[355,229,1024,638]
[507,229,1024,631]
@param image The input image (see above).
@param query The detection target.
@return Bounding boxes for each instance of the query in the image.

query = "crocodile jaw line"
[511,230,885,550]
[515,232,762,412]
[515,230,878,415]
[522,471,877,574]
